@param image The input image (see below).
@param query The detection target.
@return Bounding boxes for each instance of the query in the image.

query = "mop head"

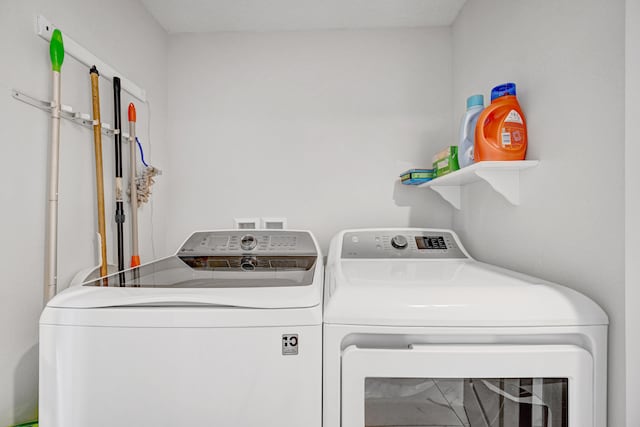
[134,166,160,205]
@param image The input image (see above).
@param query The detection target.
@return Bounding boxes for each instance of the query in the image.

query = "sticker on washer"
[282,334,299,355]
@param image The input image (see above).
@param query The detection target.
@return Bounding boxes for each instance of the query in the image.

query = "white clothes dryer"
[323,228,608,427]
[40,230,323,427]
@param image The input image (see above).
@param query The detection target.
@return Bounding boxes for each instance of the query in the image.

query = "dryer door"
[341,344,593,427]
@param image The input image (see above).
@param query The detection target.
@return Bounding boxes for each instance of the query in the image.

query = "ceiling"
[141,0,467,33]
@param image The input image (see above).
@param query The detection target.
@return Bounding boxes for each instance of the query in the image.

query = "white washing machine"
[40,230,323,427]
[323,228,608,427]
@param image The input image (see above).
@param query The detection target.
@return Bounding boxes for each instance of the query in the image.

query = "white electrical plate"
[262,218,287,230]
[234,218,260,230]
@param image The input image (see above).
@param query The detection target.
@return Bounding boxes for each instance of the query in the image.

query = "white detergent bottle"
[458,94,484,168]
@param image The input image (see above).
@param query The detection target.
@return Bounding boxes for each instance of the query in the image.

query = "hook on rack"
[11,88,129,139]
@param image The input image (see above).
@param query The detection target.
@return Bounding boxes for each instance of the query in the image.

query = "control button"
[351,236,359,243]
[390,235,408,249]
[240,235,257,251]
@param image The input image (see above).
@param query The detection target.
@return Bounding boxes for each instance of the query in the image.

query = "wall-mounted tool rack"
[12,89,130,139]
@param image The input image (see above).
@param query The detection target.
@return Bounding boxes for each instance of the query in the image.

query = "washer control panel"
[179,230,317,256]
[341,230,467,259]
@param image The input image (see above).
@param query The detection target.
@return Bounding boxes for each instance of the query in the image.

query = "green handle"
[49,29,64,72]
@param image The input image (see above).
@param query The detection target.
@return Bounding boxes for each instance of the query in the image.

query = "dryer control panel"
[341,230,467,259]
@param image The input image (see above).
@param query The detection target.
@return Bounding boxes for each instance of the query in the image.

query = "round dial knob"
[391,235,408,249]
[240,234,257,251]
[240,256,257,271]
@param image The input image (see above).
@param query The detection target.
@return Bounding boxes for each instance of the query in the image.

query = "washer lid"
[48,230,323,309]
[324,259,608,327]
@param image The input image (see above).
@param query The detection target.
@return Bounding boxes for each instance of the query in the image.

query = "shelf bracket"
[429,185,461,210]
[474,168,521,205]
[416,160,537,209]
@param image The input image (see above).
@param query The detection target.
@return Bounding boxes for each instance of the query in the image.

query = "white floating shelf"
[418,160,539,209]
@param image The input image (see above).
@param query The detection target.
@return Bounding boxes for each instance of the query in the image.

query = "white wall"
[0,1,167,424]
[626,0,640,424]
[166,28,454,253]
[451,1,625,426]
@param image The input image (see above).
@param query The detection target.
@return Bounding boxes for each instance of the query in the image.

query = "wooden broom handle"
[90,66,108,282]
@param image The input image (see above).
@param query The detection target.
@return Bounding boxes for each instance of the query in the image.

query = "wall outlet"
[262,218,287,229]
[234,218,260,230]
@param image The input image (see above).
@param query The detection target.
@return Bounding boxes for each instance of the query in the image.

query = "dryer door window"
[341,344,593,427]
[363,377,567,426]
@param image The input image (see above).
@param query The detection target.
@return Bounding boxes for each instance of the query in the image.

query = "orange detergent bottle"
[474,83,527,161]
